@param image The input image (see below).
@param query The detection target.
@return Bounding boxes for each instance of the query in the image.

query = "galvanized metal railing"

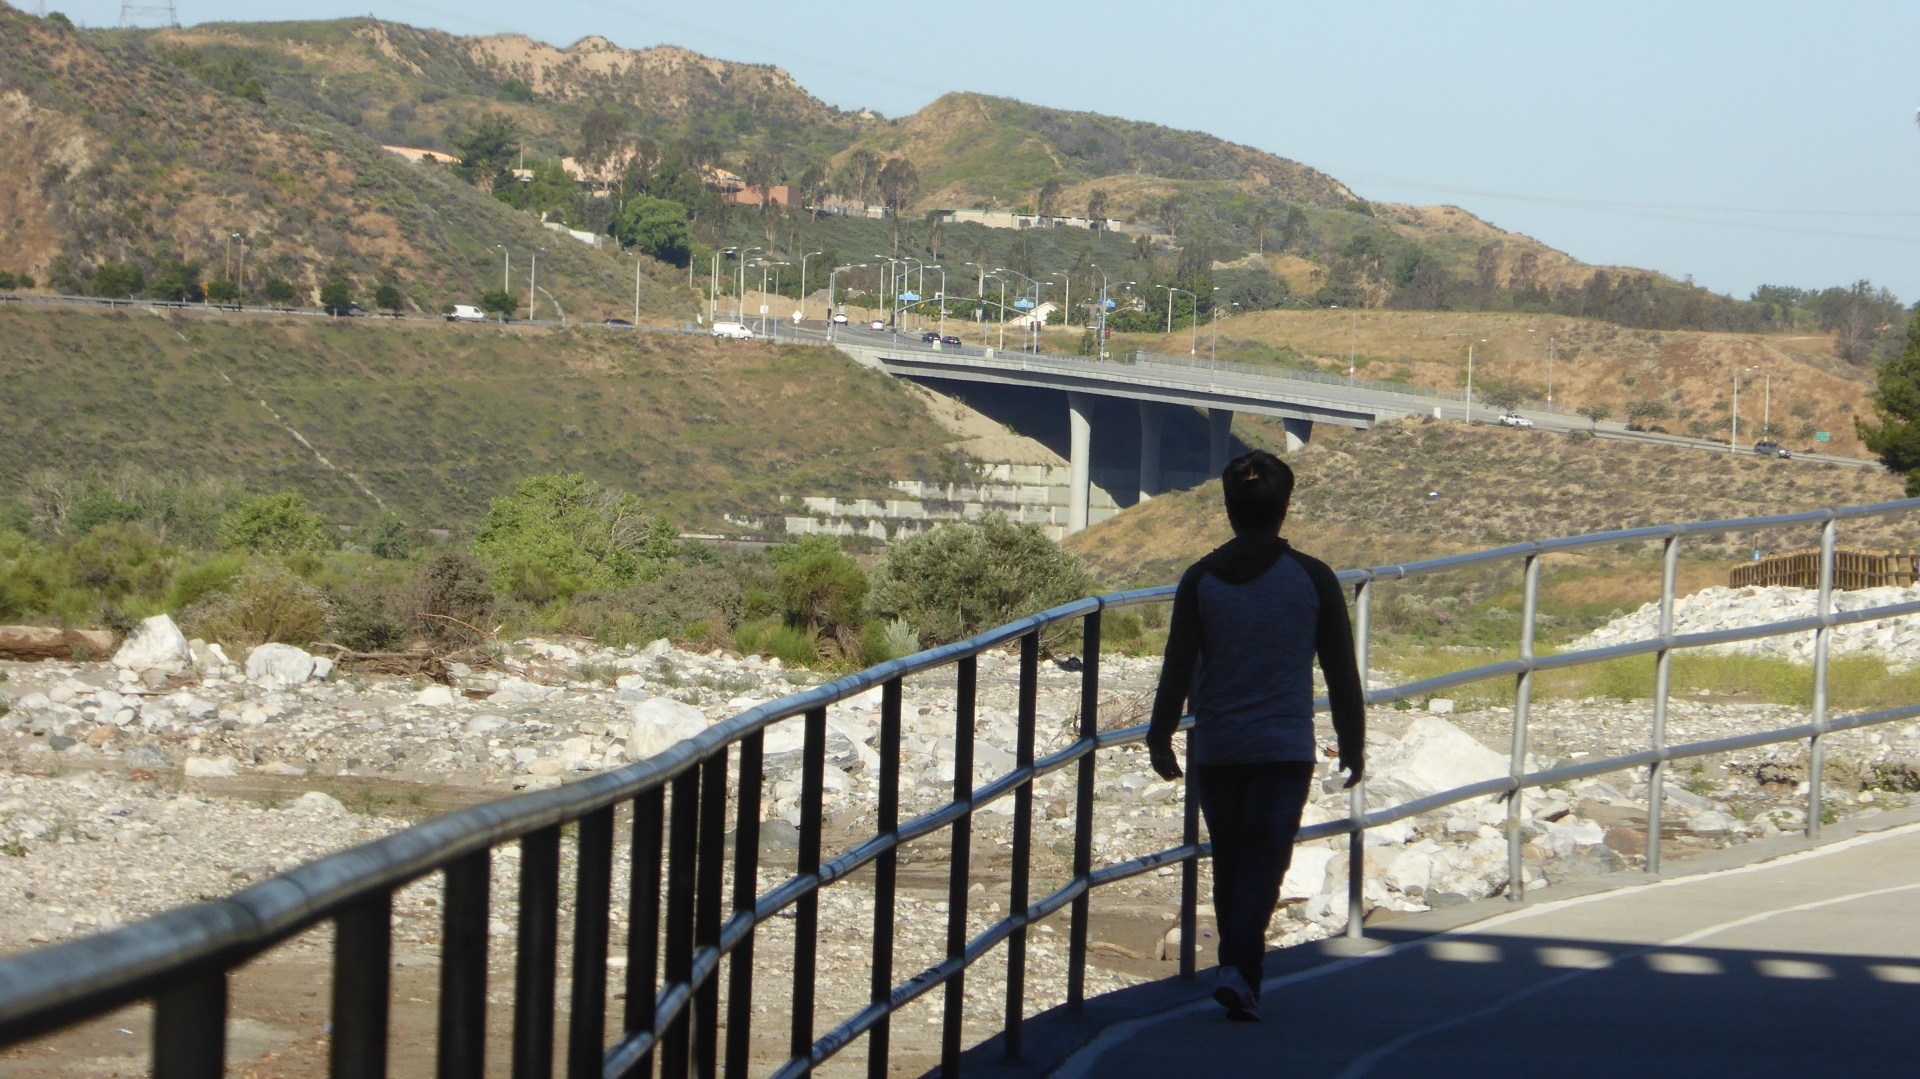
[1,499,1918,1076]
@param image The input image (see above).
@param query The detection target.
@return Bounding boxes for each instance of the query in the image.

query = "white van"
[711,321,755,340]
[447,304,488,323]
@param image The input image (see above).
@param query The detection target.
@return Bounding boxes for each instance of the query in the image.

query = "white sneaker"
[1212,967,1260,1021]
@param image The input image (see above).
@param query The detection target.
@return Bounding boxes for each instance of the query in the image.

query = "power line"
[119,0,178,28]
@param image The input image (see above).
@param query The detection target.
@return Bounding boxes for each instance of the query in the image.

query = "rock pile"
[1570,584,1920,666]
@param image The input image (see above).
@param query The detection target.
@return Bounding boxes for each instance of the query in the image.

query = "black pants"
[1194,760,1316,994]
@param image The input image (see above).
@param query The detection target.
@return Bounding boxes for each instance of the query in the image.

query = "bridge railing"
[1,500,1918,1076]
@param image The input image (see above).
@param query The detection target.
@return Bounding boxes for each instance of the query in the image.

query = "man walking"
[1146,449,1365,1021]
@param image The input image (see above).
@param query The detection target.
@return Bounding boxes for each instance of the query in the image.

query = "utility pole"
[1349,308,1357,386]
[1465,339,1486,424]
[528,250,540,323]
[1547,335,1555,412]
[633,256,641,325]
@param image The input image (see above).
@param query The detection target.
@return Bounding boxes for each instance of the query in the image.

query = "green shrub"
[167,552,249,610]
[869,513,1096,646]
[222,492,333,555]
[260,277,296,304]
[92,261,143,299]
[326,578,410,652]
[763,621,819,668]
[771,537,868,649]
[0,531,70,621]
[473,473,674,600]
[63,523,175,604]
[180,563,331,648]
[415,551,497,644]
[362,512,413,560]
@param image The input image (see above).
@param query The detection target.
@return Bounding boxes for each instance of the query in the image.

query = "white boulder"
[1365,716,1509,812]
[413,685,458,708]
[113,615,193,677]
[246,644,317,688]
[627,697,710,761]
[183,755,239,778]
[490,678,563,706]
[1281,846,1337,901]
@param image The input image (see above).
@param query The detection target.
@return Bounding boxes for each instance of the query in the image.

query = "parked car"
[831,312,850,325]
[602,317,633,327]
[941,335,963,346]
[922,331,941,343]
[447,305,488,323]
[711,321,755,340]
[868,319,886,331]
[1753,439,1791,459]
[1497,413,1535,429]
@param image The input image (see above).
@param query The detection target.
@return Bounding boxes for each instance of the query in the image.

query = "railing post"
[1809,517,1837,837]
[332,890,393,1079]
[1347,578,1372,939]
[438,850,491,1079]
[513,826,561,1079]
[724,731,765,1079]
[693,751,729,1079]
[1004,632,1038,1062]
[1067,607,1101,1012]
[153,970,226,1079]
[867,679,904,1079]
[661,769,701,1078]
[941,657,978,1078]
[622,787,664,1079]
[566,808,615,1079]
[1506,554,1541,902]
[1648,534,1680,873]
[788,707,828,1075]
[1180,726,1197,977]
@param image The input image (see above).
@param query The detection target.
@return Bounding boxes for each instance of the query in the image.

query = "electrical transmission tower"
[119,0,178,27]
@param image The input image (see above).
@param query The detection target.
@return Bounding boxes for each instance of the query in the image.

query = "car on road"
[447,304,488,323]
[711,321,755,340]
[941,335,963,346]
[831,312,850,325]
[1497,413,1535,429]
[868,319,886,331]
[1753,439,1791,459]
[922,331,942,343]
[602,318,633,328]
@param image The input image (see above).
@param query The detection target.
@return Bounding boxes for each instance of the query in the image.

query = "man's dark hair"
[1221,450,1294,534]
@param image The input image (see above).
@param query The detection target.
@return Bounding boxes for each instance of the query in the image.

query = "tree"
[617,195,692,267]
[1578,404,1611,431]
[92,261,143,299]
[204,278,239,303]
[363,512,412,559]
[840,148,882,205]
[149,260,205,303]
[1858,308,1920,493]
[1483,385,1524,412]
[795,162,828,220]
[1157,194,1185,240]
[1086,188,1110,227]
[221,492,332,554]
[373,282,405,313]
[1036,178,1063,217]
[260,278,296,304]
[741,150,783,213]
[877,156,919,217]
[452,112,520,182]
[1279,205,1308,252]
[319,274,353,313]
[1626,399,1671,423]
[577,107,625,187]
[472,473,675,601]
[478,289,518,321]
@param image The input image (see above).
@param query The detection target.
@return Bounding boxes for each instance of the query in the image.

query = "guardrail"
[1,499,1917,1076]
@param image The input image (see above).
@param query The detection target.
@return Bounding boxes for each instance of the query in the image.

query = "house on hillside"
[1005,301,1058,329]
[731,185,796,209]
[933,208,1125,232]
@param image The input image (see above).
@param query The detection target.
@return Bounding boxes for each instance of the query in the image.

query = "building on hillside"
[1005,301,1058,329]
[731,185,797,209]
[932,208,1127,233]
[540,216,602,247]
[383,145,459,165]
[701,166,747,194]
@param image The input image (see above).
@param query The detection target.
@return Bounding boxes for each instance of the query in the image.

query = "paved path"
[1053,822,1920,1078]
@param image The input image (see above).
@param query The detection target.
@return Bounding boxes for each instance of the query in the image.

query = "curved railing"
[1,499,1918,1077]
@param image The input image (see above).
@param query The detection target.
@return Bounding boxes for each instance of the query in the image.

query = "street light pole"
[798,251,824,322]
[496,245,510,295]
[1547,334,1555,412]
[528,249,540,323]
[1465,339,1486,424]
[1349,308,1357,385]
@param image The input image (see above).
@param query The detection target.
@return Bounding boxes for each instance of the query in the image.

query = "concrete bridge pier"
[1208,408,1234,475]
[1068,391,1093,533]
[1283,416,1314,453]
[1138,401,1163,502]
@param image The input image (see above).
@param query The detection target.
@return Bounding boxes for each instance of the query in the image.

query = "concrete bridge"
[820,331,1872,533]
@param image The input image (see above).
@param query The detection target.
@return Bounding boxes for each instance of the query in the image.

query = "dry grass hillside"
[1068,417,1908,590]
[0,307,959,529]
[1073,308,1874,458]
[0,11,684,318]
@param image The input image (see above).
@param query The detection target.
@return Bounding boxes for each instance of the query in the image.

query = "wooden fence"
[1731,549,1920,591]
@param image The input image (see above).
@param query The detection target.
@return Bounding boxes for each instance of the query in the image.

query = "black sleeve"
[1293,552,1366,767]
[1147,564,1206,747]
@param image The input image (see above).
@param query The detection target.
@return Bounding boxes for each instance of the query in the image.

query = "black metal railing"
[3,499,1920,1076]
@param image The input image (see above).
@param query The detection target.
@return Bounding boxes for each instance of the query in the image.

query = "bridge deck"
[1024,813,1920,1078]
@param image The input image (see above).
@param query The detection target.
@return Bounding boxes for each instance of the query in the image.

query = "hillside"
[1076,308,1874,459]
[1068,417,1908,589]
[0,306,958,529]
[0,9,687,320]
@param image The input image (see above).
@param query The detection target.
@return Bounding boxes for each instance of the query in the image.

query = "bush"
[538,563,746,646]
[362,512,412,560]
[373,282,405,313]
[149,261,205,303]
[617,196,693,267]
[869,513,1096,646]
[478,289,517,320]
[167,552,248,610]
[319,275,353,312]
[770,537,868,652]
[326,578,410,652]
[415,551,497,644]
[180,564,331,648]
[221,492,333,555]
[205,278,239,303]
[260,278,297,304]
[732,618,818,668]
[63,524,175,605]
[473,473,674,600]
[92,261,143,299]
[0,531,70,621]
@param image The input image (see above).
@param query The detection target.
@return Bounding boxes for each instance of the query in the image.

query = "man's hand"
[1339,753,1363,789]
[1148,737,1183,781]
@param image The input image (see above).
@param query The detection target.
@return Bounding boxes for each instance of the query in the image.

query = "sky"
[49,0,1920,301]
